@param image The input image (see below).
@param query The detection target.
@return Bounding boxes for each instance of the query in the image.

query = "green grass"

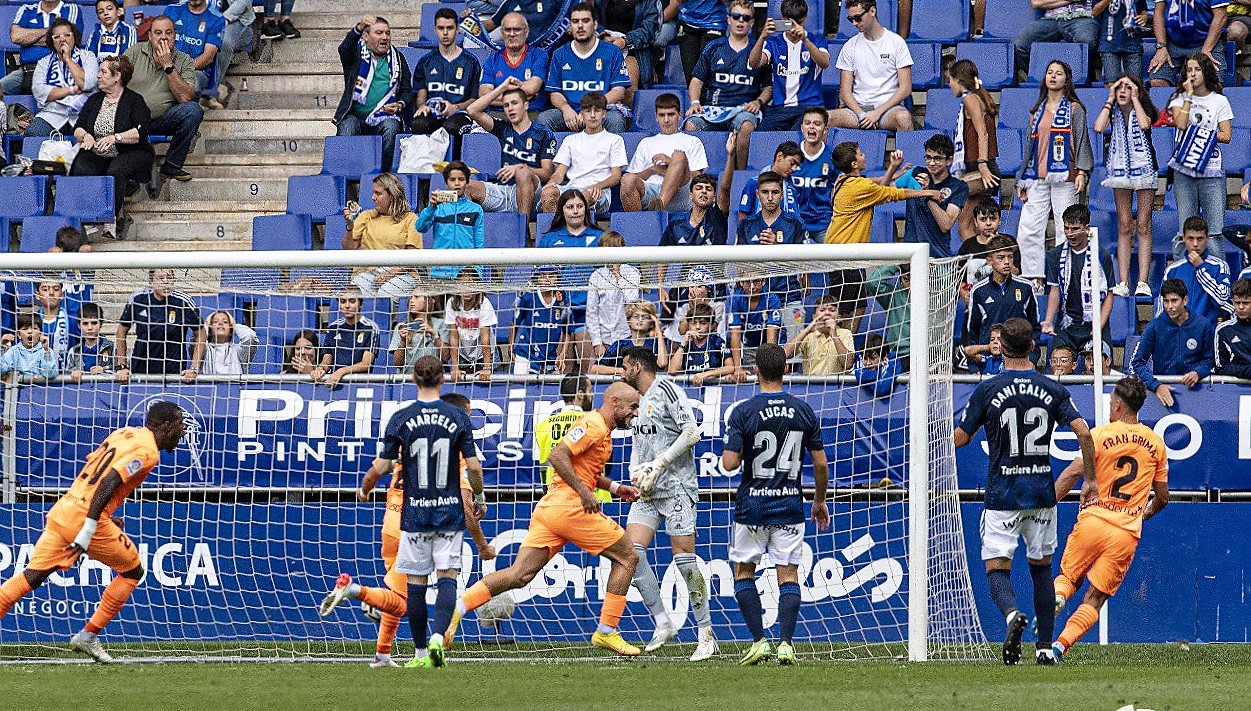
[3,644,1248,710]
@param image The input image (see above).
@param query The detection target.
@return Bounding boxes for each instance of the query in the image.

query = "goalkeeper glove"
[629,459,663,495]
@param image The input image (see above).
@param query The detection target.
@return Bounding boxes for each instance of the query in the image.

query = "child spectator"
[727,268,781,379]
[967,235,1041,350]
[737,141,802,220]
[318,286,381,388]
[747,0,829,131]
[64,301,114,381]
[793,107,837,242]
[115,268,204,382]
[896,133,967,259]
[1216,278,1251,379]
[1048,344,1078,376]
[1165,53,1233,260]
[783,294,853,375]
[664,267,727,342]
[826,142,939,244]
[35,276,74,368]
[540,91,628,216]
[342,172,422,297]
[866,264,912,366]
[283,329,322,379]
[586,231,642,359]
[446,268,497,382]
[197,309,259,376]
[1,313,58,381]
[854,333,901,398]
[537,188,604,372]
[1080,339,1121,376]
[85,0,135,58]
[668,302,735,384]
[419,161,485,281]
[946,58,1000,240]
[736,170,808,339]
[1042,204,1114,352]
[390,291,447,374]
[956,198,1020,291]
[962,322,1005,375]
[591,299,669,375]
[511,265,571,375]
[1095,74,1157,297]
[1131,278,1213,406]
[1099,0,1150,82]
[1161,216,1233,326]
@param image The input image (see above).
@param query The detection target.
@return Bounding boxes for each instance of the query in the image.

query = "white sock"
[455,598,467,616]
[347,583,362,598]
[414,648,428,659]
[374,652,391,662]
[78,630,97,642]
[429,632,444,646]
[596,623,615,635]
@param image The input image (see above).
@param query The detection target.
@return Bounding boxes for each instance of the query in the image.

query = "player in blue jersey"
[954,318,1095,666]
[747,0,829,131]
[466,80,557,218]
[412,8,483,137]
[722,343,829,666]
[793,107,837,243]
[511,266,571,374]
[684,0,771,170]
[164,0,225,100]
[736,171,809,340]
[738,141,802,219]
[539,2,633,133]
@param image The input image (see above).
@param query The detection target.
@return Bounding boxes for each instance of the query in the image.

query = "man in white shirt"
[539,90,628,216]
[829,0,913,132]
[621,92,709,212]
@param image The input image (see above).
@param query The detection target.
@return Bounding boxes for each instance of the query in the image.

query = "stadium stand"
[906,0,968,43]
[955,42,1014,89]
[321,136,384,179]
[252,214,314,251]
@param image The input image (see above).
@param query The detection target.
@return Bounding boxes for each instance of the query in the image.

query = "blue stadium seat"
[1024,43,1088,86]
[747,131,794,171]
[0,217,7,251]
[52,176,114,220]
[836,0,896,40]
[1122,334,1139,373]
[907,0,968,43]
[1109,296,1133,347]
[286,174,346,222]
[727,169,755,237]
[661,44,685,88]
[1150,130,1174,176]
[909,42,944,90]
[1075,88,1108,125]
[462,132,503,175]
[955,42,1014,90]
[322,136,383,178]
[696,131,729,176]
[1086,168,1115,212]
[535,211,554,236]
[222,268,280,292]
[996,87,1037,130]
[193,294,241,322]
[0,176,48,219]
[767,0,825,38]
[1151,209,1179,253]
[397,45,426,70]
[0,6,18,52]
[20,136,49,159]
[831,129,887,171]
[822,42,844,107]
[322,213,347,250]
[1148,86,1173,113]
[4,94,37,115]
[1230,89,1251,129]
[252,214,313,251]
[610,211,668,247]
[253,295,317,336]
[995,128,1024,174]
[19,216,79,253]
[982,0,1035,40]
[923,88,961,130]
[484,212,526,250]
[358,172,420,210]
[893,130,943,164]
[632,90,688,134]
[1221,128,1251,175]
[414,3,466,47]
[622,132,648,163]
[1000,207,1022,234]
[360,297,394,335]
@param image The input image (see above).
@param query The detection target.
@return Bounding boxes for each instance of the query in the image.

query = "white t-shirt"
[1169,91,1234,176]
[835,29,913,110]
[445,298,498,364]
[626,131,709,187]
[554,129,628,189]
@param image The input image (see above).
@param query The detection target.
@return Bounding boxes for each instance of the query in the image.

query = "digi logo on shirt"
[562,79,606,92]
[713,72,753,85]
[503,140,539,164]
[428,81,468,98]
[792,175,828,188]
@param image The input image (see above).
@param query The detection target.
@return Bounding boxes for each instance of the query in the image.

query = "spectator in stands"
[826,142,939,244]
[1131,278,1213,406]
[282,329,322,379]
[1,0,83,95]
[538,188,603,371]
[1166,53,1233,260]
[1080,338,1120,376]
[34,277,73,369]
[446,268,497,382]
[341,172,421,298]
[1016,60,1093,290]
[539,91,627,216]
[70,55,153,237]
[664,266,726,336]
[670,0,726,83]
[540,3,632,133]
[164,0,225,108]
[466,81,557,220]
[25,19,97,138]
[195,309,258,376]
[471,0,566,52]
[683,0,768,171]
[660,173,732,250]
[727,267,781,378]
[1012,1,1098,84]
[334,15,413,174]
[748,0,829,131]
[793,108,837,243]
[412,8,482,137]
[1097,75,1158,298]
[621,92,707,212]
[1100,0,1150,81]
[1162,215,1234,325]
[1048,343,1079,375]
[511,265,570,375]
[1148,0,1229,86]
[737,171,808,339]
[854,333,901,397]
[957,198,1021,289]
[1229,2,1251,54]
[418,161,485,280]
[124,15,204,182]
[478,13,548,115]
[669,301,734,384]
[967,235,1042,349]
[318,286,380,388]
[1215,278,1251,378]
[896,133,967,259]
[259,0,299,42]
[391,291,448,374]
[86,0,135,59]
[963,322,1005,375]
[1042,204,1114,352]
[784,294,854,375]
[597,0,660,93]
[65,301,114,382]
[115,268,204,382]
[213,0,254,107]
[737,140,802,219]
[586,231,642,358]
[830,0,912,133]
[946,59,1000,240]
[591,303,669,375]
[1,313,58,382]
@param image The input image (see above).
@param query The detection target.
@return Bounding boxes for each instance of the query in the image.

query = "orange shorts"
[522,503,625,557]
[27,516,140,574]
[381,533,406,593]
[1059,516,1139,596]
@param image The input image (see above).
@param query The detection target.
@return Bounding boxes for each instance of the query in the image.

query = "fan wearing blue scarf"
[334,15,414,173]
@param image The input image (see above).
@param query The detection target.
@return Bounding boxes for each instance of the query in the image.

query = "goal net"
[0,244,989,663]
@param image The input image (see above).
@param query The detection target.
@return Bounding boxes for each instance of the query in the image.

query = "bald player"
[445,381,644,656]
[1048,377,1169,662]
[0,401,186,663]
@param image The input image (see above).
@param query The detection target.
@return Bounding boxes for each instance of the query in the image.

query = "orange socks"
[1057,603,1100,651]
[86,576,139,634]
[358,586,407,618]
[463,581,493,613]
[600,592,627,629]
[1053,574,1077,603]
[377,613,401,655]
[0,574,33,619]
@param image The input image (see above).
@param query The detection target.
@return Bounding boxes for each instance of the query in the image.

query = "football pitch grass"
[4,644,1249,710]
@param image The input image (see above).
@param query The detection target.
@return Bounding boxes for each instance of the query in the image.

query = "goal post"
[0,244,989,663]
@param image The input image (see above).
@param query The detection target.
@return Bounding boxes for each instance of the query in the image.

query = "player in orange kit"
[444,381,644,656]
[0,401,185,663]
[1049,377,1170,661]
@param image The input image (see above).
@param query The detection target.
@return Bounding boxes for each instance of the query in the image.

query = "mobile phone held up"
[774,18,794,34]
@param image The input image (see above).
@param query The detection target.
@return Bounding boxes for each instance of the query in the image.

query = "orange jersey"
[380,458,472,539]
[1082,421,1168,537]
[47,426,161,529]
[539,411,612,509]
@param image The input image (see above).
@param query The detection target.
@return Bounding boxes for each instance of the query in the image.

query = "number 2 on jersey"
[752,431,803,483]
[411,438,450,489]
[1110,455,1138,501]
[999,407,1050,458]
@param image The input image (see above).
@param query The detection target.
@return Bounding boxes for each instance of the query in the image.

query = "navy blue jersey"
[118,289,201,376]
[738,174,799,218]
[660,206,728,247]
[492,0,563,42]
[482,45,550,110]
[381,399,477,532]
[414,48,483,107]
[792,142,836,234]
[490,119,558,179]
[958,369,1083,511]
[512,290,569,367]
[546,38,631,111]
[323,317,381,371]
[736,212,808,303]
[599,336,661,369]
[725,392,823,525]
[692,37,765,108]
[680,333,726,372]
[727,289,782,348]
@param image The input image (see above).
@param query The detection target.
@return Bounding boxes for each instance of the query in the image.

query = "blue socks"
[1030,563,1056,648]
[407,583,428,648]
[777,582,801,644]
[734,579,765,642]
[432,578,457,636]
[987,569,1017,618]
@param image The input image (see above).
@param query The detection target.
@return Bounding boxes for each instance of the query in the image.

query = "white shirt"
[626,131,709,187]
[446,298,498,364]
[586,264,642,347]
[32,49,99,127]
[554,129,628,190]
[835,29,912,110]
[1169,91,1234,175]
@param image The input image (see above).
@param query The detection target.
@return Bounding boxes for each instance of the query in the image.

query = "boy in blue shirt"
[793,107,837,243]
[165,0,226,101]
[727,269,782,379]
[1161,216,1233,327]
[746,0,828,131]
[35,277,75,369]
[417,161,485,280]
[539,2,632,133]
[1216,278,1251,379]
[1,313,58,381]
[669,302,735,384]
[896,134,967,259]
[1131,279,1213,408]
[962,323,1005,375]
[736,171,808,340]
[737,141,802,219]
[466,80,557,218]
[85,0,136,59]
[317,287,381,388]
[65,301,115,382]
[412,8,483,136]
[511,265,571,374]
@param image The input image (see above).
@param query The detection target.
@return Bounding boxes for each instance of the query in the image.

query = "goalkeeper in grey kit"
[620,346,716,661]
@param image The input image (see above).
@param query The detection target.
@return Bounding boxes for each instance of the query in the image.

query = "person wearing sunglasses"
[830,0,914,132]
[747,0,829,131]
